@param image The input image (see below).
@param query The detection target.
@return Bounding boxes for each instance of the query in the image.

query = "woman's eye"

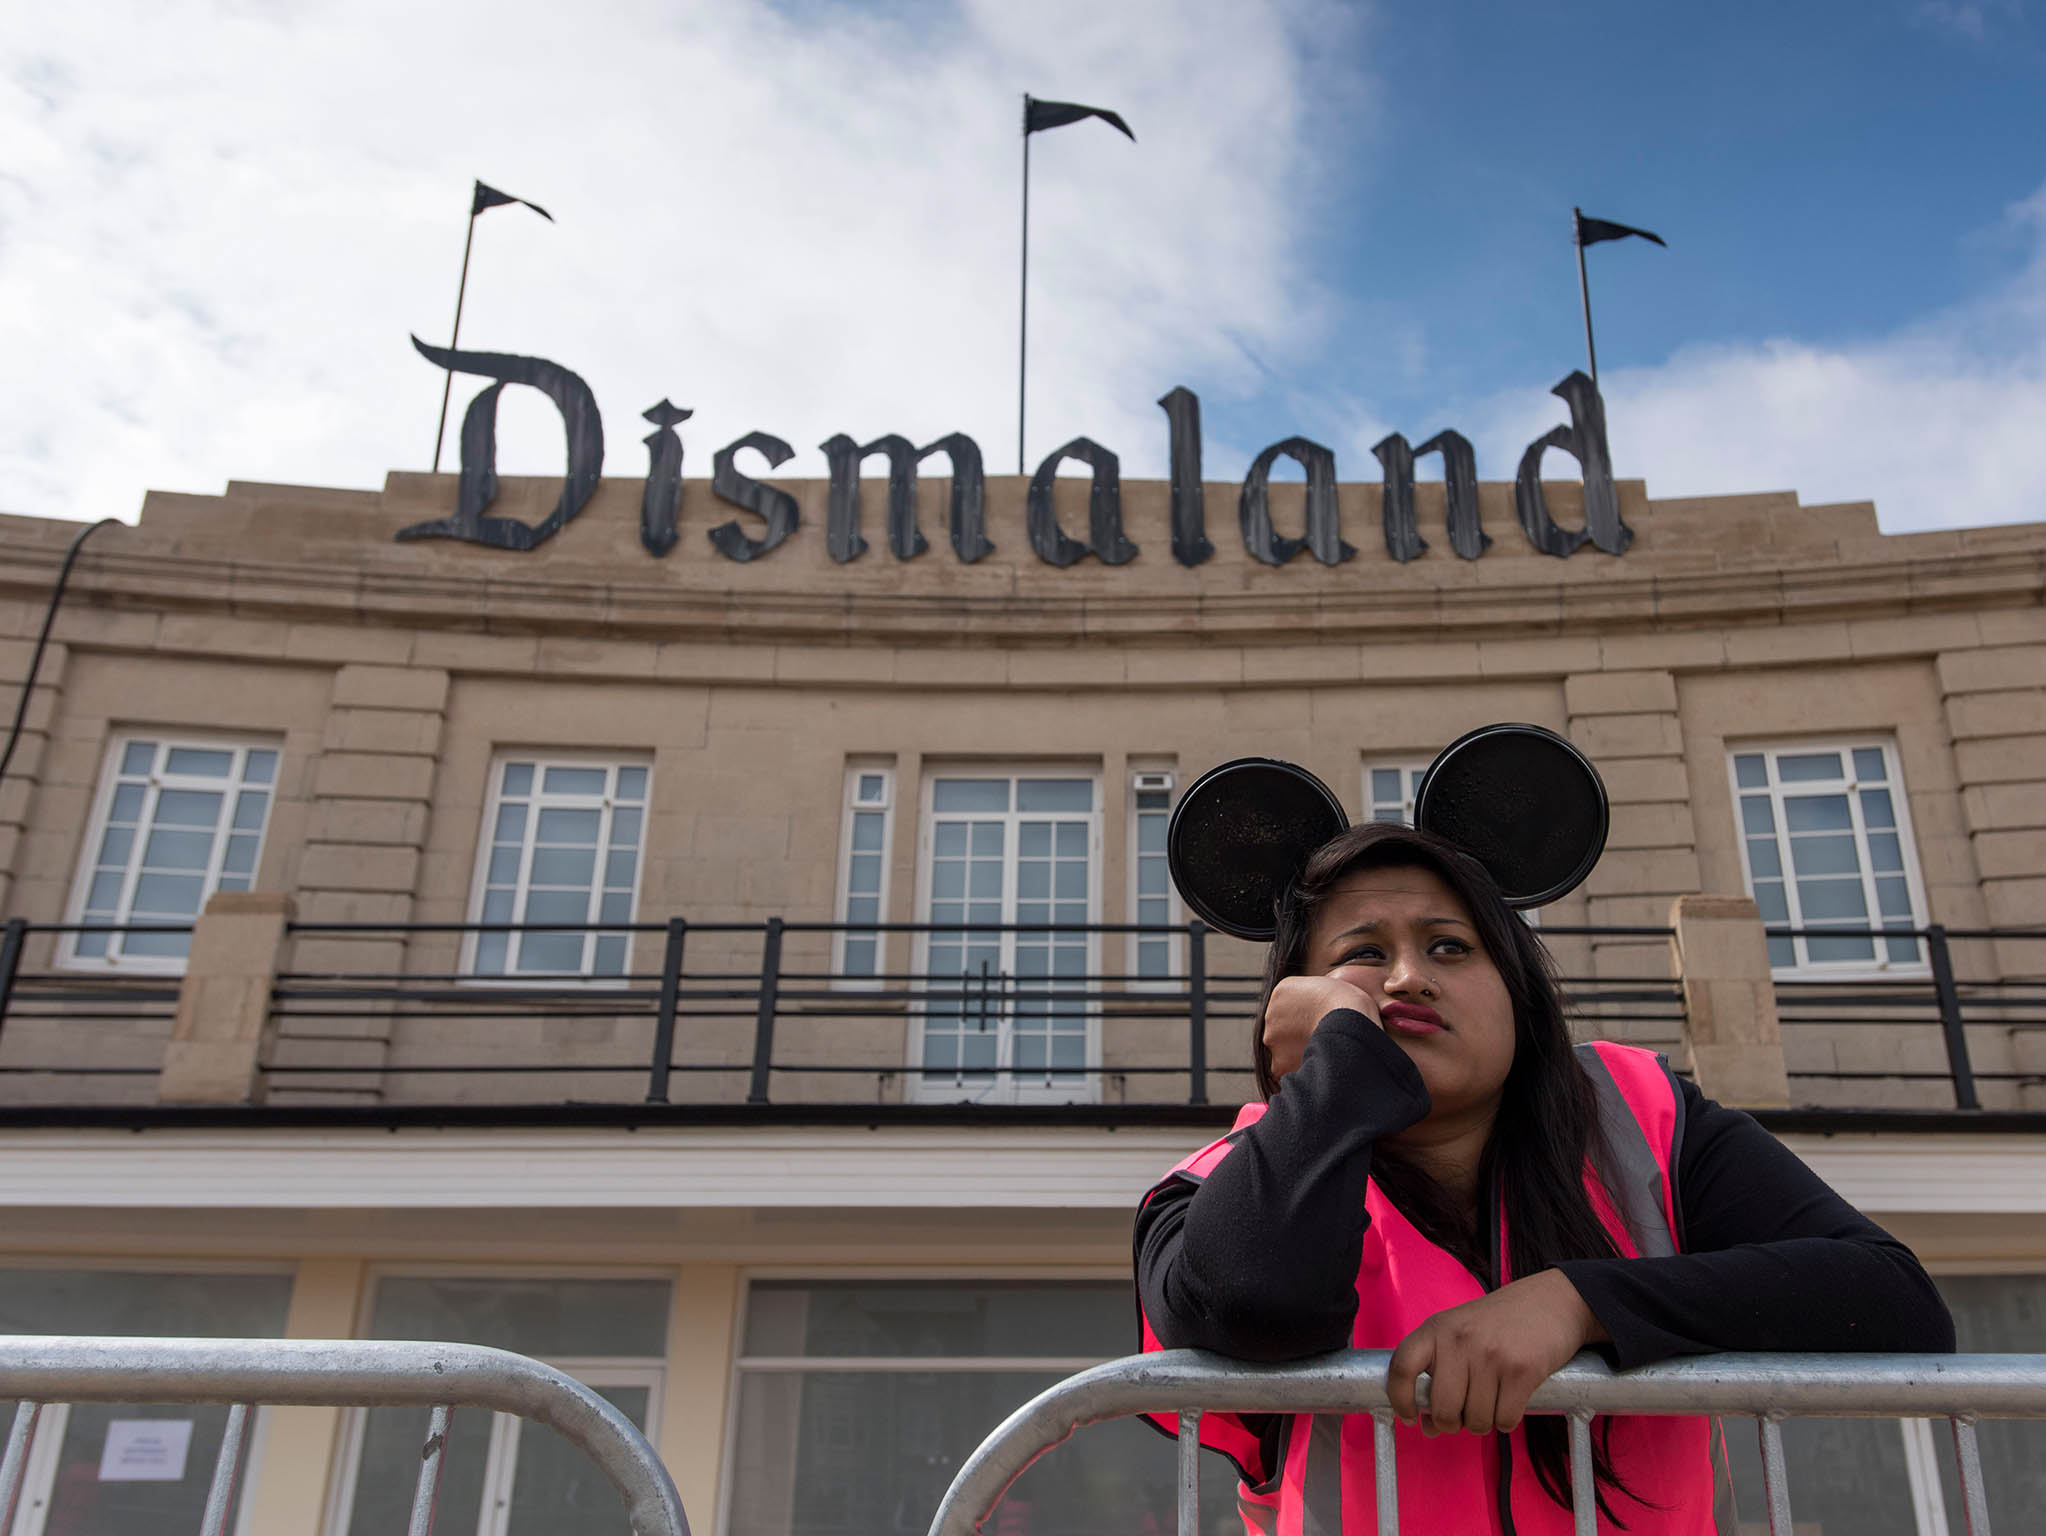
[1430,938,1474,957]
[1337,947,1384,965]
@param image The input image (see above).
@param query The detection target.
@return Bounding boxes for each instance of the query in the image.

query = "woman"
[1135,822,1954,1534]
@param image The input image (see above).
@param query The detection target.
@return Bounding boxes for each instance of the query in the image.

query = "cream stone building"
[0,453,2041,1535]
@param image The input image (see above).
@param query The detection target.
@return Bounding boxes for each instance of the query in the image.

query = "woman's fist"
[1261,971,1379,1082]
[1386,1269,1609,1436]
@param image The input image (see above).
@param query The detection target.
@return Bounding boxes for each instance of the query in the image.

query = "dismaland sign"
[399,337,1633,568]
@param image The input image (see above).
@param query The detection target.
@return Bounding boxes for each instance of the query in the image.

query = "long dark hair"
[1253,822,1639,1522]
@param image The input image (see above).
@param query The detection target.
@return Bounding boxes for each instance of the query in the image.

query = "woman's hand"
[1261,971,1378,1082]
[1386,1269,1609,1435]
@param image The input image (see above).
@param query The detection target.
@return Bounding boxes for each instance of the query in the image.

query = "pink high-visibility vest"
[1139,1041,1715,1535]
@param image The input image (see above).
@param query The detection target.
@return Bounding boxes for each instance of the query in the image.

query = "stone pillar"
[656,1264,743,1536]
[1940,643,2046,936]
[159,891,294,1104]
[1565,670,1701,999]
[241,1258,368,1536]
[267,664,449,1103]
[1669,894,1791,1108]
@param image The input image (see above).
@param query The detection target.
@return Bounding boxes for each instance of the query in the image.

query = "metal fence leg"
[1758,1415,1794,1536]
[1926,925,1981,1110]
[747,919,784,1105]
[409,1405,452,1536]
[0,1401,41,1534]
[1951,1415,1993,1536]
[1176,1410,1201,1536]
[199,1402,255,1536]
[1371,1411,1398,1536]
[1568,1411,1596,1536]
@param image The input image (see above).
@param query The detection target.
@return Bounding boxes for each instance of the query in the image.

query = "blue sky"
[3,0,2045,532]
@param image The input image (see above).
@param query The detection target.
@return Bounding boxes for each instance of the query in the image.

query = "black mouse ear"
[1413,723,1608,909]
[1166,759,1350,941]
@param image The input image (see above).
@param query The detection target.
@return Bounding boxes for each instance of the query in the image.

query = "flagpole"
[1018,95,1031,477]
[1573,206,1599,388]
[432,205,480,474]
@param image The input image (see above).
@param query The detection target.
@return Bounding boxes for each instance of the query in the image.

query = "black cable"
[0,517,117,786]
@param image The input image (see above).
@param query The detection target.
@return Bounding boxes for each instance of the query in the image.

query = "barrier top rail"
[927,1348,2046,1536]
[0,1335,688,1536]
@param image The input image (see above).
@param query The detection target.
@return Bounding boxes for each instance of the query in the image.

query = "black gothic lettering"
[639,399,692,558]
[397,338,605,551]
[1157,386,1214,568]
[818,434,958,564]
[1239,437,1352,567]
[707,432,800,562]
[1515,371,1630,558]
[1027,438,1137,567]
[1372,429,1490,563]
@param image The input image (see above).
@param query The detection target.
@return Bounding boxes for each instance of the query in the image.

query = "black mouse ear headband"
[1165,723,1609,941]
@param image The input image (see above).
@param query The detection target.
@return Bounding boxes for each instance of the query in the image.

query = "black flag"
[472,180,554,222]
[1575,212,1663,247]
[1024,96,1135,140]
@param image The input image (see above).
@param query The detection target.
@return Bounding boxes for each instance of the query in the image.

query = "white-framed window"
[64,735,281,971]
[465,757,650,979]
[1128,770,1180,983]
[1364,759,1430,825]
[1729,740,1928,975]
[834,765,894,983]
[912,769,1101,1103]
[329,1273,670,1536]
[0,1264,293,1536]
[725,1277,1236,1536]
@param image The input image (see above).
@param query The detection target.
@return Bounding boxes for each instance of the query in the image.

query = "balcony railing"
[0,913,2038,1115]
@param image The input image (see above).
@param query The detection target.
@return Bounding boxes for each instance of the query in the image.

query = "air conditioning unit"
[1132,771,1175,793]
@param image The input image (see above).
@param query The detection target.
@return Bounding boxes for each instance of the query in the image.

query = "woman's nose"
[1382,949,1428,997]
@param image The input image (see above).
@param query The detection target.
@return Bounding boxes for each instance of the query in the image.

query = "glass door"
[915,775,1098,1103]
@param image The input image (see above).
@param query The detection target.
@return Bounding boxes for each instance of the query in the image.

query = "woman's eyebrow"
[1326,914,1471,943]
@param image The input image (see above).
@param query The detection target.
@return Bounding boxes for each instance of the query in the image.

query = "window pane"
[86,870,126,913]
[934,779,1008,813]
[1935,1276,2046,1532]
[523,890,589,926]
[969,822,1002,856]
[536,807,601,845]
[489,846,522,885]
[1135,789,1168,811]
[475,931,509,973]
[606,848,638,887]
[47,1405,254,1536]
[1137,862,1168,896]
[1740,797,1776,835]
[120,741,156,775]
[599,891,634,925]
[505,1383,650,1536]
[153,789,223,828]
[543,766,609,796]
[1788,833,1861,877]
[517,932,584,971]
[348,1404,493,1536]
[495,803,528,842]
[1372,767,1403,801]
[530,846,598,887]
[843,936,876,975]
[1733,753,1767,788]
[1136,815,1166,854]
[1867,832,1904,873]
[1018,823,1049,857]
[0,1269,290,1336]
[1745,838,1782,878]
[934,823,966,857]
[1017,779,1091,813]
[593,934,628,975]
[165,747,233,778]
[232,790,268,831]
[849,853,881,892]
[142,828,213,871]
[1752,881,1790,922]
[109,782,145,823]
[744,1280,1133,1358]
[502,761,534,796]
[121,928,192,959]
[1784,794,1853,833]
[1797,878,1869,921]
[1859,788,1896,829]
[1852,747,1886,781]
[367,1276,670,1355]
[1778,752,1844,782]
[481,889,515,923]
[1055,822,1086,857]
[243,749,277,785]
[616,765,648,801]
[1725,1417,1918,1536]
[610,806,643,848]
[221,834,259,877]
[131,873,204,917]
[857,773,886,803]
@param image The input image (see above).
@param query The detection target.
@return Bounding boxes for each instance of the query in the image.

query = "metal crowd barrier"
[0,1335,689,1536]
[927,1349,2046,1536]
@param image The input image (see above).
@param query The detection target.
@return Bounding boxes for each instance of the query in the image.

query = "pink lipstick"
[1379,1001,1447,1037]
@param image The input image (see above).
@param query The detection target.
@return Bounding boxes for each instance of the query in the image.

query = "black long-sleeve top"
[1136,1009,1956,1378]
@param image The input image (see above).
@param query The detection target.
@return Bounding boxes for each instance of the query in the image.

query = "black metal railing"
[1769,925,2046,1110]
[0,913,2039,1113]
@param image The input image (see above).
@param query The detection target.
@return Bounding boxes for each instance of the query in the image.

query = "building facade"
[0,454,2042,1535]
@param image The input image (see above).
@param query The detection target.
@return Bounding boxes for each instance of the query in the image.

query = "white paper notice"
[98,1418,194,1481]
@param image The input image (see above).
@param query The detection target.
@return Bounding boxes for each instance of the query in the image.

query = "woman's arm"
[1556,1079,1957,1369]
[1135,1009,1430,1361]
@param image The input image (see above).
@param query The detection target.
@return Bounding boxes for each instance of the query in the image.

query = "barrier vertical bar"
[409,1404,451,1536]
[1371,1411,1399,1536]
[1951,1416,1992,1535]
[198,1402,254,1536]
[1568,1411,1597,1536]
[646,918,688,1104]
[748,919,784,1105]
[1176,1409,1201,1536]
[1926,926,1980,1110]
[1186,921,1208,1107]
[0,1401,40,1534]
[1758,1415,1793,1536]
[0,918,27,1049]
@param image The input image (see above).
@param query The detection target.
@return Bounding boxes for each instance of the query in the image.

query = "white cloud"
[1466,182,2046,533]
[0,0,1356,523]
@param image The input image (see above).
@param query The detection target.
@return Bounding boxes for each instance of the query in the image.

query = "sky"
[3,0,2046,532]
